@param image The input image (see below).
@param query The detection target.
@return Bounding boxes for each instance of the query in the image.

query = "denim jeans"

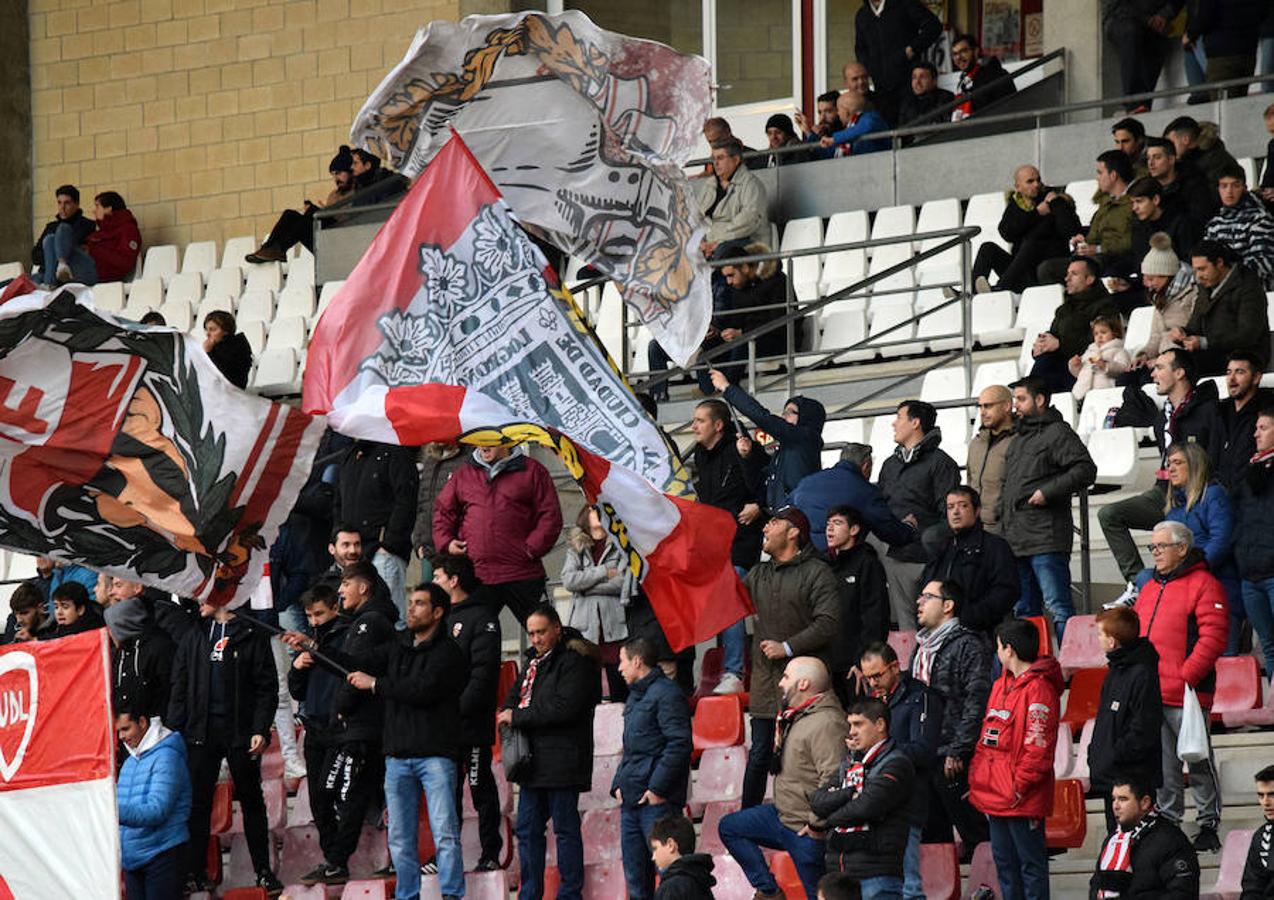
[718,803,825,899]
[40,223,97,286]
[373,548,408,627]
[1183,41,1207,86]
[516,788,583,900]
[620,802,666,900]
[902,825,924,900]
[124,843,186,900]
[861,875,905,900]
[1244,578,1274,676]
[988,816,1049,900]
[384,756,464,899]
[718,565,749,677]
[742,716,775,809]
[1014,552,1073,641]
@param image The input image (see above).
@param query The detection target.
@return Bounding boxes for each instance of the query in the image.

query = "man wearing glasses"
[1131,521,1229,854]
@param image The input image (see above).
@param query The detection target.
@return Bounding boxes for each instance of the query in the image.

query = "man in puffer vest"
[969,618,1063,900]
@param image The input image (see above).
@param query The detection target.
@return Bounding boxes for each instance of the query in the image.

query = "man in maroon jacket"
[433,445,562,624]
[86,192,142,283]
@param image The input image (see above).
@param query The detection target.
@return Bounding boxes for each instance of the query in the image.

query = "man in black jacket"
[1241,765,1274,896]
[106,594,175,720]
[32,184,98,286]
[950,33,1016,120]
[1210,350,1272,491]
[498,605,601,900]
[311,524,395,617]
[1090,777,1199,898]
[922,487,1019,638]
[972,165,1081,294]
[824,504,889,704]
[852,0,942,126]
[169,604,281,894]
[897,62,955,129]
[433,552,503,871]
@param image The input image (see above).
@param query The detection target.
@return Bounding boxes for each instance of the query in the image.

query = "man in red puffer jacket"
[1132,520,1229,854]
[85,191,142,283]
[970,618,1063,900]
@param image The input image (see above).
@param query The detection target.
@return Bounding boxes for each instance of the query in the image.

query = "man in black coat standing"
[853,0,942,126]
[824,504,889,704]
[498,604,602,900]
[1090,777,1200,898]
[921,487,1019,638]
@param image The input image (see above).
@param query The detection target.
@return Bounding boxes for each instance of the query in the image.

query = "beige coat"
[1142,282,1198,359]
[773,691,849,832]
[965,426,1015,535]
[697,164,770,246]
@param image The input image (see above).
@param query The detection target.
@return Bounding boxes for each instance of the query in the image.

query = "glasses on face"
[1147,542,1182,553]
[918,591,945,603]
[862,668,894,682]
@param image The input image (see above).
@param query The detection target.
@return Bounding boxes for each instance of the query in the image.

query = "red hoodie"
[86,209,142,282]
[969,655,1063,819]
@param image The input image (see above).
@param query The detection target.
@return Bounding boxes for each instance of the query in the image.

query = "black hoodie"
[653,853,716,900]
[287,614,350,745]
[1088,636,1164,792]
[329,592,398,745]
[722,385,826,511]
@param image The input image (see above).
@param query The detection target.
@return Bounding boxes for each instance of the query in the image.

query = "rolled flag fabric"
[303,132,750,651]
[350,10,714,367]
[0,275,325,608]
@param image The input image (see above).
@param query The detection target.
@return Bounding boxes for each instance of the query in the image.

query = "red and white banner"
[0,276,326,608]
[303,133,750,650]
[0,630,119,898]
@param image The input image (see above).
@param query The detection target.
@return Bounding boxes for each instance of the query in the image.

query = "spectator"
[434,443,562,625]
[1210,350,1272,491]
[713,372,825,510]
[1104,348,1220,600]
[1088,606,1163,833]
[1112,116,1149,178]
[106,593,175,720]
[1124,178,1195,272]
[432,553,503,872]
[790,442,915,554]
[817,873,857,900]
[1002,377,1097,641]
[1235,405,1274,678]
[139,310,166,326]
[950,33,1017,120]
[742,507,841,808]
[42,582,105,640]
[820,90,889,157]
[201,311,253,390]
[971,165,1081,295]
[910,579,992,850]
[1027,257,1119,393]
[874,400,960,631]
[897,61,955,127]
[563,504,631,699]
[115,704,192,900]
[921,487,1019,637]
[334,439,419,623]
[795,91,844,161]
[246,146,356,262]
[613,637,692,900]
[498,605,601,900]
[1261,104,1274,206]
[701,117,763,170]
[823,504,889,705]
[85,191,142,283]
[1185,0,1266,100]
[30,556,98,617]
[1037,151,1135,286]
[1202,164,1274,288]
[1145,136,1216,241]
[969,619,1062,900]
[1102,2,1173,109]
[1090,777,1200,897]
[858,642,941,899]
[811,696,915,897]
[702,247,800,386]
[32,184,97,286]
[649,814,716,900]
[1133,520,1228,853]
[1179,240,1271,374]
[852,0,942,126]
[411,442,467,570]
[1128,235,1197,374]
[169,604,280,894]
[1164,116,1239,188]
[1069,314,1132,400]
[842,61,884,116]
[966,385,1016,535]
[689,399,767,695]
[720,657,847,900]
[0,583,52,644]
[1241,765,1274,894]
[349,147,409,207]
[763,114,812,167]
[311,524,395,615]
[340,583,466,900]
[697,138,770,269]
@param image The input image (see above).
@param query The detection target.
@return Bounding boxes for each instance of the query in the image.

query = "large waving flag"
[303,133,749,651]
[0,277,325,608]
[350,11,713,366]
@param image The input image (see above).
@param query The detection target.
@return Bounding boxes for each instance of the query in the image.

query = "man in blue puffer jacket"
[116,704,192,899]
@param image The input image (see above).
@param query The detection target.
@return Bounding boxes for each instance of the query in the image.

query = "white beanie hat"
[1141,232,1179,277]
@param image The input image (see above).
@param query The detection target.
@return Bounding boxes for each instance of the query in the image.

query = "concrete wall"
[2,0,33,267]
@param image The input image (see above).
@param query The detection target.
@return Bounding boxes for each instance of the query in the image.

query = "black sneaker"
[475,857,501,871]
[1193,826,1221,853]
[300,862,349,885]
[372,862,396,878]
[255,869,284,896]
[420,857,439,875]
[184,872,214,894]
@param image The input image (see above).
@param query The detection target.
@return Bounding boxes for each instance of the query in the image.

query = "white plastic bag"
[1177,683,1209,764]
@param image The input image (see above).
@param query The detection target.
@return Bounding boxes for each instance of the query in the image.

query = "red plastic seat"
[582,860,626,898]
[210,780,234,834]
[278,825,324,886]
[966,841,1001,898]
[692,694,745,761]
[226,833,278,889]
[348,824,390,879]
[579,753,623,811]
[221,890,268,900]
[279,887,325,900]
[593,702,625,756]
[770,852,804,899]
[461,815,514,870]
[263,777,288,831]
[1211,656,1261,717]
[1057,614,1105,675]
[698,800,740,856]
[466,869,511,900]
[260,743,284,781]
[582,807,623,865]
[1061,667,1107,735]
[291,776,314,827]
[919,842,960,900]
[888,630,917,669]
[711,853,754,898]
[1045,778,1087,849]
[688,747,747,815]
[341,881,391,899]
[1024,615,1054,657]
[1053,720,1075,779]
[1206,827,1254,897]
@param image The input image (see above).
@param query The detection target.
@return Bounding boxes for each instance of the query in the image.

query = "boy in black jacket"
[649,814,716,900]
[1241,765,1274,897]
[824,504,889,704]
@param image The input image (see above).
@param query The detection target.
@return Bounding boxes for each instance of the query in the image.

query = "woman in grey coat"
[562,505,633,699]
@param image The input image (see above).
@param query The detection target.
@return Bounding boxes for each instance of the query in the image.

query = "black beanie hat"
[329,145,354,173]
[765,114,797,139]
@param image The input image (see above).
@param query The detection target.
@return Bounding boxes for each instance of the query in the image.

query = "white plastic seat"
[315,280,346,323]
[629,324,654,372]
[1123,305,1154,360]
[869,204,916,253]
[920,365,968,402]
[265,315,308,353]
[824,210,869,247]
[964,191,1012,259]
[816,310,872,362]
[0,261,25,280]
[205,267,244,304]
[780,216,823,302]
[240,319,268,356]
[971,360,1020,397]
[245,262,283,294]
[236,290,275,324]
[1066,179,1099,226]
[221,236,257,272]
[252,348,298,390]
[935,408,969,467]
[867,243,916,297]
[126,277,164,310]
[822,419,866,446]
[276,287,316,322]
[868,415,898,482]
[157,299,192,332]
[1087,427,1139,484]
[915,288,963,351]
[92,282,125,312]
[916,198,963,280]
[592,281,624,363]
[181,241,218,278]
[972,290,1022,345]
[1238,157,1258,188]
[1075,386,1126,437]
[818,249,868,303]
[1051,390,1077,428]
[867,295,921,357]
[285,247,316,289]
[140,245,179,286]
[165,271,203,307]
[1015,284,1064,371]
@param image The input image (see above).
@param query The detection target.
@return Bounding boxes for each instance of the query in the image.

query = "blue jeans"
[384,756,464,899]
[39,224,97,286]
[516,788,583,900]
[620,802,666,900]
[1244,578,1274,676]
[902,825,924,900]
[988,816,1049,900]
[718,803,825,899]
[1183,41,1207,86]
[1259,36,1274,92]
[123,842,185,900]
[719,565,749,677]
[861,875,905,900]
[1014,553,1073,641]
[373,548,408,628]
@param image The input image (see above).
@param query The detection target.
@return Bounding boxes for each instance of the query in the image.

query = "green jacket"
[1086,189,1133,257]
[1047,283,1119,358]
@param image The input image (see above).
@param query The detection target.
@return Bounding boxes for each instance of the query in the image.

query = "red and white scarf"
[1096,809,1160,897]
[770,693,823,774]
[517,649,553,709]
[831,739,890,834]
[1252,447,1274,466]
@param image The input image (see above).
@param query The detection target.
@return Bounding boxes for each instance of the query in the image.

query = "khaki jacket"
[773,691,849,832]
[965,426,1015,534]
[698,164,770,246]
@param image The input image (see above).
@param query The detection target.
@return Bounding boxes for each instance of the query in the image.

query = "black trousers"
[922,765,989,848]
[306,739,383,868]
[455,742,504,864]
[972,241,1052,294]
[263,208,316,254]
[478,577,547,626]
[186,731,271,877]
[1028,349,1078,396]
[1105,19,1170,102]
[742,716,776,809]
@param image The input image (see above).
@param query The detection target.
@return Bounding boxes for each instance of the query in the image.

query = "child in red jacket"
[969,618,1063,900]
[85,191,142,283]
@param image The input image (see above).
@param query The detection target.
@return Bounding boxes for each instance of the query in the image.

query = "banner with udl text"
[0,630,118,898]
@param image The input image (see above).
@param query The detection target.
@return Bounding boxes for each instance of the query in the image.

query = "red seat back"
[1057,614,1105,675]
[692,694,745,760]
[593,702,625,756]
[770,852,804,899]
[579,753,623,812]
[966,841,1002,898]
[210,780,234,835]
[582,861,626,899]
[1045,778,1086,849]
[698,800,739,856]
[1024,616,1053,657]
[1061,667,1107,734]
[340,881,391,899]
[1212,656,1261,716]
[581,808,623,865]
[689,747,746,810]
[1213,828,1255,892]
[919,843,960,900]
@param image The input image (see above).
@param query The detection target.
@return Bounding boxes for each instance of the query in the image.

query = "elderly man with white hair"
[1131,520,1229,854]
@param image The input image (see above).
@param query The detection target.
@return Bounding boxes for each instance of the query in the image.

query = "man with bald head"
[842,61,884,120]
[719,656,847,899]
[966,385,1015,535]
[972,165,1081,293]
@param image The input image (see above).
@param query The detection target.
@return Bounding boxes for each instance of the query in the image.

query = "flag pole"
[234,611,352,677]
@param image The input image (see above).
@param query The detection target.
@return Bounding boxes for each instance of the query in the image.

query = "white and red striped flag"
[303,132,751,650]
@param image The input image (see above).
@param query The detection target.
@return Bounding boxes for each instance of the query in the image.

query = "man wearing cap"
[246,146,357,263]
[740,506,842,809]
[763,114,812,167]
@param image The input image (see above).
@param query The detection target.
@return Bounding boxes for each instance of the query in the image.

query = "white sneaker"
[713,672,745,695]
[55,261,72,283]
[974,275,992,294]
[1102,582,1138,609]
[284,758,307,779]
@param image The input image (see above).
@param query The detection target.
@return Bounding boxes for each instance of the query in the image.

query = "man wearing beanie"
[763,114,811,167]
[739,506,841,809]
[246,145,356,262]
